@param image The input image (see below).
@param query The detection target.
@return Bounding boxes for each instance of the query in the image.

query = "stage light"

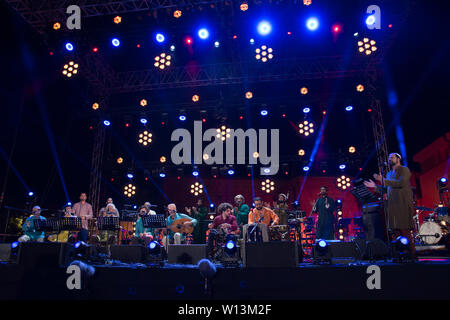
[298,120,314,136]
[192,95,199,102]
[356,84,365,92]
[255,45,273,62]
[298,149,305,156]
[114,16,122,24]
[306,17,319,31]
[257,21,272,36]
[249,38,255,45]
[245,91,253,99]
[216,125,231,141]
[103,120,111,126]
[160,156,166,163]
[314,239,331,264]
[440,177,447,184]
[65,42,74,51]
[366,15,376,26]
[240,2,248,11]
[203,154,209,161]
[227,169,235,175]
[214,41,220,48]
[339,164,346,170]
[332,24,341,33]
[154,53,171,70]
[170,45,176,51]
[392,236,410,261]
[140,99,147,107]
[300,87,308,95]
[140,118,148,125]
[224,240,237,255]
[92,47,99,53]
[179,115,186,121]
[53,22,61,30]
[184,36,193,45]
[159,172,166,178]
[62,61,79,78]
[261,179,275,193]
[138,130,152,146]
[349,146,356,153]
[303,107,310,114]
[198,28,210,40]
[345,105,353,111]
[303,166,310,172]
[112,38,120,47]
[173,10,182,18]
[148,241,161,254]
[127,173,134,179]
[253,152,259,158]
[92,103,99,110]
[116,157,123,164]
[260,109,268,116]
[156,33,165,43]
[303,0,312,5]
[192,169,199,177]
[336,175,351,190]
[124,184,136,198]
[209,203,215,209]
[28,191,34,197]
[11,241,19,249]
[190,182,203,196]
[357,37,377,55]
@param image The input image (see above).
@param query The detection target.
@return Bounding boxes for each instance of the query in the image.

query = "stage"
[1,258,450,300]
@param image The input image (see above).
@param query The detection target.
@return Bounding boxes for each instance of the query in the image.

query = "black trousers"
[362,212,384,241]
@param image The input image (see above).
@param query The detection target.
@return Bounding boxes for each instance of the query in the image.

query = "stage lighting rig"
[240,2,248,11]
[313,239,331,264]
[92,103,99,110]
[190,182,203,196]
[261,179,275,193]
[124,184,136,198]
[173,10,182,18]
[357,37,377,55]
[140,99,147,107]
[298,149,306,156]
[62,61,78,78]
[160,156,166,163]
[298,120,314,136]
[53,22,61,30]
[245,91,253,99]
[114,16,122,24]
[218,240,240,267]
[116,157,123,164]
[192,95,199,102]
[138,130,152,146]
[336,175,351,190]
[349,146,356,154]
[303,0,312,5]
[216,125,231,141]
[300,87,308,95]
[391,236,412,262]
[154,53,171,70]
[147,241,164,266]
[255,45,273,63]
[356,84,365,92]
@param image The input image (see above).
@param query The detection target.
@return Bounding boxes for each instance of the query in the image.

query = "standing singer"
[312,186,336,240]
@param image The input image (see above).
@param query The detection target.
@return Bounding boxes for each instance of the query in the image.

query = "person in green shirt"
[163,203,197,248]
[185,198,208,244]
[233,195,250,236]
[131,205,154,246]
[19,206,46,242]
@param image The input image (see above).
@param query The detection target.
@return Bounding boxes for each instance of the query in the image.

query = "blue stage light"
[337,199,342,204]
[103,120,111,126]
[250,38,255,45]
[303,166,310,172]
[226,240,236,250]
[214,41,220,48]
[318,239,327,248]
[366,15,376,26]
[111,38,120,47]
[159,173,166,178]
[260,110,268,116]
[74,241,83,249]
[170,45,176,51]
[228,169,235,175]
[399,236,409,246]
[140,118,148,124]
[65,42,74,51]
[257,20,272,36]
[127,173,134,179]
[11,241,19,249]
[192,170,199,177]
[209,203,215,208]
[345,105,353,111]
[198,28,210,40]
[440,177,447,183]
[28,191,34,197]
[67,202,72,206]
[179,115,186,121]
[303,107,311,114]
[339,164,346,170]
[155,33,165,43]
[306,17,319,31]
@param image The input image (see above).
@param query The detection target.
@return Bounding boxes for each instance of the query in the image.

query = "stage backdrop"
[162,176,361,218]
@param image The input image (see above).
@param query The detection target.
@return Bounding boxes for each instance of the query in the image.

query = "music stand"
[97,217,120,231]
[34,219,59,232]
[60,217,82,231]
[142,215,167,228]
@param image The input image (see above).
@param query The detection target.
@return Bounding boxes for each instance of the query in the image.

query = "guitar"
[167,218,194,234]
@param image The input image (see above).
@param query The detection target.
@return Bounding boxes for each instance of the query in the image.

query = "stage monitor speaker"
[110,245,145,263]
[167,244,207,264]
[17,242,66,269]
[243,242,298,268]
[353,239,389,260]
[0,243,11,262]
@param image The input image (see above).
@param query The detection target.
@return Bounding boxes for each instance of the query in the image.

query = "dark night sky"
[0,0,448,216]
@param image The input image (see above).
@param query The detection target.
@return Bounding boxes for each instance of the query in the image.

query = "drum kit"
[414,205,449,246]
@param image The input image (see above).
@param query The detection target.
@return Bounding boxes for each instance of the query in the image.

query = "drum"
[268,225,289,241]
[419,221,448,245]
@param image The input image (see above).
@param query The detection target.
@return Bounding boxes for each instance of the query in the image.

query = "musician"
[131,205,153,246]
[164,203,197,246]
[233,194,250,228]
[144,202,157,215]
[18,206,46,242]
[273,193,290,225]
[62,204,75,217]
[312,186,336,240]
[99,203,120,243]
[98,198,116,217]
[48,204,75,242]
[207,202,239,259]
[245,197,279,242]
[72,193,93,242]
[185,198,208,244]
[364,152,416,258]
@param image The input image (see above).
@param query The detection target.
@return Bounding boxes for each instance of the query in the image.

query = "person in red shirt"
[207,202,240,259]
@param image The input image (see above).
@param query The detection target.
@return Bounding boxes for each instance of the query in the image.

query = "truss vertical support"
[89,122,106,217]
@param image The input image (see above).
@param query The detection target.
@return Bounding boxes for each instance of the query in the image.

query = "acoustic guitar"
[167,218,194,234]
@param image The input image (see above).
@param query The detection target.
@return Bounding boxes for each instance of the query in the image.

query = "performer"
[72,192,93,242]
[163,203,197,247]
[18,206,46,242]
[207,202,240,259]
[48,203,75,242]
[185,198,208,244]
[98,198,116,216]
[364,152,416,258]
[245,197,279,242]
[312,186,336,240]
[131,205,153,246]
[99,203,119,243]
[144,202,157,215]
[273,192,290,225]
[62,203,74,217]
[233,194,250,233]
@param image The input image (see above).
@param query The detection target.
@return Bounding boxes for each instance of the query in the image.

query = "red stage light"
[161,121,165,125]
[282,113,286,118]
[368,108,372,112]
[333,26,340,33]
[49,51,53,56]
[125,123,130,127]
[177,176,181,180]
[89,126,93,130]
[202,118,206,123]
[388,24,392,28]
[247,173,251,177]
[145,177,149,181]
[233,35,237,39]
[213,175,217,179]
[322,170,326,174]
[287,31,292,35]
[184,36,193,45]
[322,111,327,115]
[92,47,98,53]
[285,171,289,175]
[110,178,114,182]
[136,44,141,48]
[239,116,244,120]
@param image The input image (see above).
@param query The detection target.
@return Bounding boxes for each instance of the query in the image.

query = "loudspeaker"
[110,245,145,263]
[242,242,298,268]
[353,239,389,260]
[167,244,207,264]
[17,242,66,269]
[0,243,11,262]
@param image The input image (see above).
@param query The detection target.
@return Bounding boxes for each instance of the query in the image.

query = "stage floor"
[1,258,450,300]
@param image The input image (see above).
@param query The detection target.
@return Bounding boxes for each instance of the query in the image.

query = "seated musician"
[48,204,75,242]
[207,202,240,259]
[163,203,197,247]
[244,197,279,242]
[99,203,120,244]
[98,198,114,217]
[131,205,154,246]
[144,202,157,215]
[18,206,46,242]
